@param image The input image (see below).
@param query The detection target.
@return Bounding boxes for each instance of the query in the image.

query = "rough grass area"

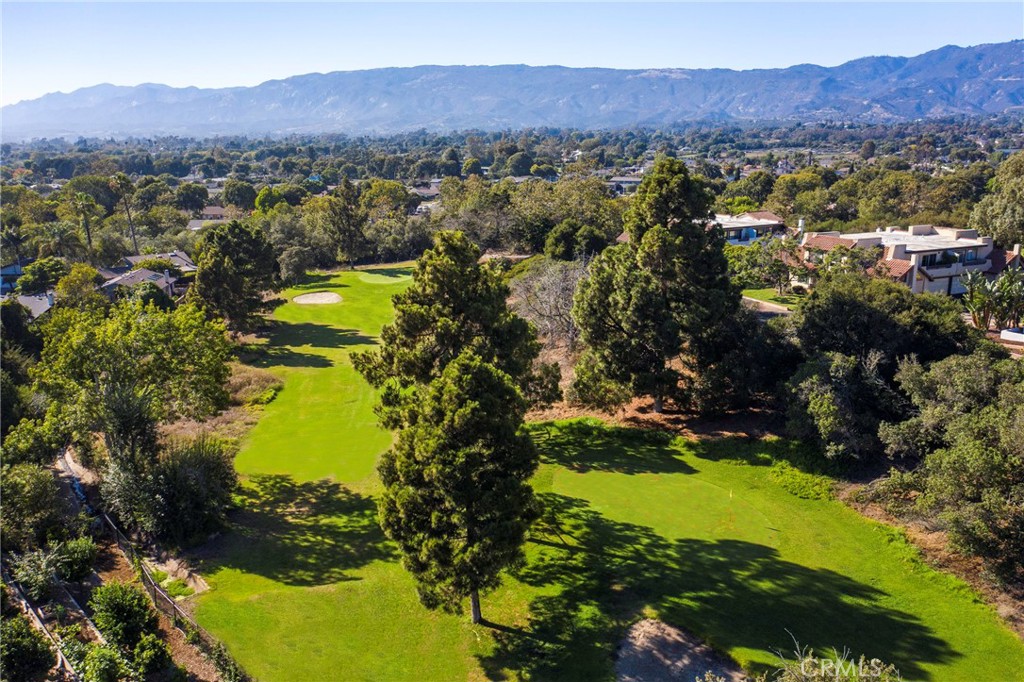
[742,287,807,309]
[190,267,1024,682]
[225,362,284,406]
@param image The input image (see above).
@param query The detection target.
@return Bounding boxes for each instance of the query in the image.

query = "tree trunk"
[470,589,482,624]
[653,395,664,413]
[124,199,140,255]
[82,216,93,252]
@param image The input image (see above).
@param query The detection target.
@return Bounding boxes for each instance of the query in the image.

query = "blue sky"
[2,2,1021,105]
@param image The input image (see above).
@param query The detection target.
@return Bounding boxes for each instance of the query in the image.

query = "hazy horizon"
[3,2,1022,106]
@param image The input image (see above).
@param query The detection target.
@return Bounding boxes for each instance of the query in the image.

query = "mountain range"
[3,40,1022,140]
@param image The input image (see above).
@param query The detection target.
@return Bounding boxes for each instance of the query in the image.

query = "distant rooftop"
[841,225,989,253]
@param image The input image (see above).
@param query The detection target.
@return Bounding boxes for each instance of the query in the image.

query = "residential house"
[794,225,1020,295]
[0,292,54,320]
[200,206,227,221]
[607,176,644,195]
[717,213,787,246]
[100,268,178,299]
[122,251,198,275]
[1,258,33,294]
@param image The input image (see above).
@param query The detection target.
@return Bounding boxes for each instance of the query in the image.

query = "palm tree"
[1,218,27,266]
[66,191,100,254]
[32,221,86,260]
[992,268,1024,329]
[110,172,140,255]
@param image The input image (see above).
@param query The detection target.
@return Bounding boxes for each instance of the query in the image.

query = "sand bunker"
[293,291,342,304]
[616,620,747,682]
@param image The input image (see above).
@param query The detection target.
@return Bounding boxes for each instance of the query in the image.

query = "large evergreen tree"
[571,157,741,413]
[377,351,538,623]
[189,220,278,331]
[356,231,552,622]
[354,230,555,427]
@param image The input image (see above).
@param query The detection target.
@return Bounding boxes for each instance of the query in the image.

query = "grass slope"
[742,287,806,309]
[192,267,1024,682]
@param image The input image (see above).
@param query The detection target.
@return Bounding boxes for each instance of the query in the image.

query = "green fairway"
[742,287,806,309]
[191,266,1024,682]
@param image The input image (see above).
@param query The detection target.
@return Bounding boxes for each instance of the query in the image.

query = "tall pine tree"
[377,351,538,623]
[354,230,556,427]
[355,230,554,622]
[572,157,741,413]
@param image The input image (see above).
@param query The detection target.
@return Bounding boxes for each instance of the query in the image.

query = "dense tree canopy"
[189,220,278,331]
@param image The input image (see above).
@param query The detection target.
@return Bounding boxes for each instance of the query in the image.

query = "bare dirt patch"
[616,619,748,682]
[293,291,342,304]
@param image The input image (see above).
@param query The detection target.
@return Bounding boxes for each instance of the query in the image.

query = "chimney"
[1014,244,1022,257]
[46,292,54,306]
[164,270,173,296]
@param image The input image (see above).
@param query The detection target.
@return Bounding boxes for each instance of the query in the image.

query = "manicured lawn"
[191,266,1024,682]
[742,287,806,309]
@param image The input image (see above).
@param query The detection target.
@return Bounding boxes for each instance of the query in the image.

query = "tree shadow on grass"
[529,420,695,475]
[192,474,395,586]
[689,436,842,477]
[478,493,957,681]
[360,267,412,280]
[292,273,351,291]
[270,321,376,350]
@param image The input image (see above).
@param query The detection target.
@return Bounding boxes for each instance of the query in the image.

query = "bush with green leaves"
[82,645,125,682]
[1,416,64,466]
[11,548,61,601]
[55,536,98,582]
[15,256,70,295]
[784,351,903,460]
[88,582,157,649]
[0,462,61,552]
[0,612,56,682]
[133,632,173,676]
[148,436,238,545]
[877,348,1024,580]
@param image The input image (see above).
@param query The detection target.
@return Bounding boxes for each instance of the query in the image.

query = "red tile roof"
[988,248,1022,275]
[871,259,913,281]
[802,234,858,252]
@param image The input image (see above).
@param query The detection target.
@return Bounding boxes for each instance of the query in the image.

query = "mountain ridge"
[3,40,1021,140]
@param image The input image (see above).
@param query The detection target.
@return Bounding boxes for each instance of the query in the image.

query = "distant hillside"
[3,41,1022,140]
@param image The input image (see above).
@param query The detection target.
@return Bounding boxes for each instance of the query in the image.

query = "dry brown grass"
[224,362,283,406]
[160,362,282,448]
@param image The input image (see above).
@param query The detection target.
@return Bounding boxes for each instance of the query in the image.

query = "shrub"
[56,536,98,582]
[11,548,60,601]
[1,417,63,466]
[82,645,124,682]
[0,613,56,682]
[89,582,157,649]
[16,257,70,295]
[133,632,173,675]
[0,462,61,552]
[164,579,194,599]
[148,436,238,545]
